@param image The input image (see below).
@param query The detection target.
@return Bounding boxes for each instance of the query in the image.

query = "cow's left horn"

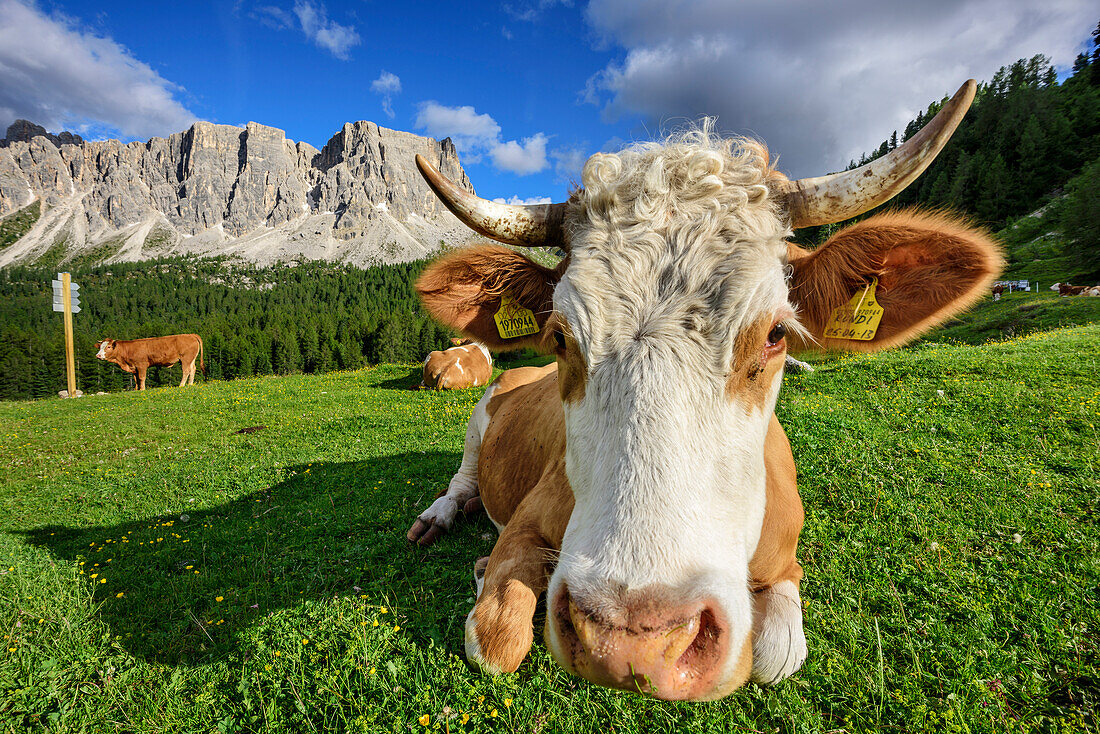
[776,79,976,228]
[415,154,567,248]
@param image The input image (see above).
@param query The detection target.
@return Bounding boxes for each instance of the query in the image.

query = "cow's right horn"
[776,79,976,228]
[415,154,567,248]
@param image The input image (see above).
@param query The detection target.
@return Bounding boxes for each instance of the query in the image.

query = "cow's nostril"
[678,607,722,670]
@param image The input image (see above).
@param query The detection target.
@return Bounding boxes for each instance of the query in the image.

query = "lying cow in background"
[1087,286,1100,297]
[421,338,492,389]
[95,334,204,390]
[1051,283,1088,296]
[406,80,1001,700]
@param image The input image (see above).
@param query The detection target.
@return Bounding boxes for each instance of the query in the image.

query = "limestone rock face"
[0,118,477,267]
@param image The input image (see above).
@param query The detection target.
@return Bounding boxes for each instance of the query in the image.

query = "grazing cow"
[422,339,493,389]
[407,81,1001,700]
[95,334,204,390]
[991,284,1005,301]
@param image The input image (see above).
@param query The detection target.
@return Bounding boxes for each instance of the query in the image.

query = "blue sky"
[0,0,1095,204]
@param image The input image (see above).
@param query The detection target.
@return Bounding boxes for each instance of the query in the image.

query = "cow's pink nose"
[552,585,730,700]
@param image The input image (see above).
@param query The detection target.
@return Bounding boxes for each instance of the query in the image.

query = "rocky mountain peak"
[0,118,477,268]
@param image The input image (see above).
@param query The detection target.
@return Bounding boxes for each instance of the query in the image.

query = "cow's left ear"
[787,210,1003,351]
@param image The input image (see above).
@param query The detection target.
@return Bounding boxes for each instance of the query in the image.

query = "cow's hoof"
[750,580,807,685]
[463,496,484,516]
[406,496,462,546]
[406,519,445,546]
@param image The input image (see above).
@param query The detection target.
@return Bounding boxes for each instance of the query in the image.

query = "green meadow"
[1,325,1098,732]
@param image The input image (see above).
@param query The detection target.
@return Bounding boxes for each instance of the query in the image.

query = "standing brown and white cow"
[421,339,493,389]
[407,81,1001,700]
[95,334,205,390]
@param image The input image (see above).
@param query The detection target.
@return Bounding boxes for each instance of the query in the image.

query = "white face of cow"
[95,340,111,360]
[541,137,797,699]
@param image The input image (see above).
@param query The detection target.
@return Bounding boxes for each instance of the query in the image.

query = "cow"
[422,338,493,390]
[1086,286,1100,297]
[405,80,1002,700]
[991,284,1005,301]
[1051,283,1088,296]
[95,334,205,390]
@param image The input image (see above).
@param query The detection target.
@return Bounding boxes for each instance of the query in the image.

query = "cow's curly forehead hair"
[566,121,789,246]
[556,121,800,363]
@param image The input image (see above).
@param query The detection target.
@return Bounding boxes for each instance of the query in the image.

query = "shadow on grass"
[21,451,496,667]
[371,366,425,391]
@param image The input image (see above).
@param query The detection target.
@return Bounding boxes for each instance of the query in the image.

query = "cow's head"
[94,340,116,360]
[415,81,1001,699]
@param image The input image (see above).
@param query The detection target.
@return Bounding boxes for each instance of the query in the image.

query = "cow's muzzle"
[549,583,733,700]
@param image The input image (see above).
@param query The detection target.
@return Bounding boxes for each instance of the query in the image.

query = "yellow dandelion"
[380,606,387,613]
[302,638,309,645]
[369,667,376,675]
[504,698,512,707]
[274,651,281,657]
[393,625,400,632]
[372,620,379,627]
[116,592,124,598]
[90,573,98,579]
[461,714,470,724]
[264,664,272,671]
[491,709,498,718]
[215,596,224,602]
[418,714,430,726]
[99,578,106,584]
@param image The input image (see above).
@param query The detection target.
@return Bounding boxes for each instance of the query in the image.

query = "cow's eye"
[553,330,567,352]
[767,322,787,345]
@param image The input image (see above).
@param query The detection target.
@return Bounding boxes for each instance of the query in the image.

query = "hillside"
[1,326,1097,732]
[0,118,476,269]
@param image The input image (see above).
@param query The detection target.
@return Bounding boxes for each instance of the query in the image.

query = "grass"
[63,236,126,271]
[1,327,1098,732]
[0,200,41,251]
[922,290,1100,345]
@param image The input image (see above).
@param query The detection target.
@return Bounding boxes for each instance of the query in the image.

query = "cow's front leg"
[136,366,148,391]
[465,519,551,674]
[750,578,808,685]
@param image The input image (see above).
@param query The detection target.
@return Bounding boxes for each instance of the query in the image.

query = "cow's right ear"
[416,244,559,350]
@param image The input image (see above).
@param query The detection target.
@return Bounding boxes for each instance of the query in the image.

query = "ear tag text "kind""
[824,278,884,341]
[494,294,540,340]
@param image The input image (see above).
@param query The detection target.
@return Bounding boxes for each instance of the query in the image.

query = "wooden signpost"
[52,272,80,397]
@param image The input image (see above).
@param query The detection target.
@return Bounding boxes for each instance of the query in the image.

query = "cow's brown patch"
[749,415,805,589]
[725,316,786,408]
[539,315,587,404]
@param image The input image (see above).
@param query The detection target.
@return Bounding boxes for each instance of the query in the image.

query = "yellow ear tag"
[493,294,540,340]
[823,277,884,341]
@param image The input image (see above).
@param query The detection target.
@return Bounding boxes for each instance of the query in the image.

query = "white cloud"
[0,0,198,141]
[292,1,359,60]
[370,71,401,118]
[491,133,549,175]
[504,0,574,22]
[414,101,501,156]
[584,0,1096,178]
[493,195,553,205]
[414,102,550,176]
[551,146,588,183]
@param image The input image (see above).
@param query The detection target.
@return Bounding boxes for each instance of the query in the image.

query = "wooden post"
[61,272,76,396]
